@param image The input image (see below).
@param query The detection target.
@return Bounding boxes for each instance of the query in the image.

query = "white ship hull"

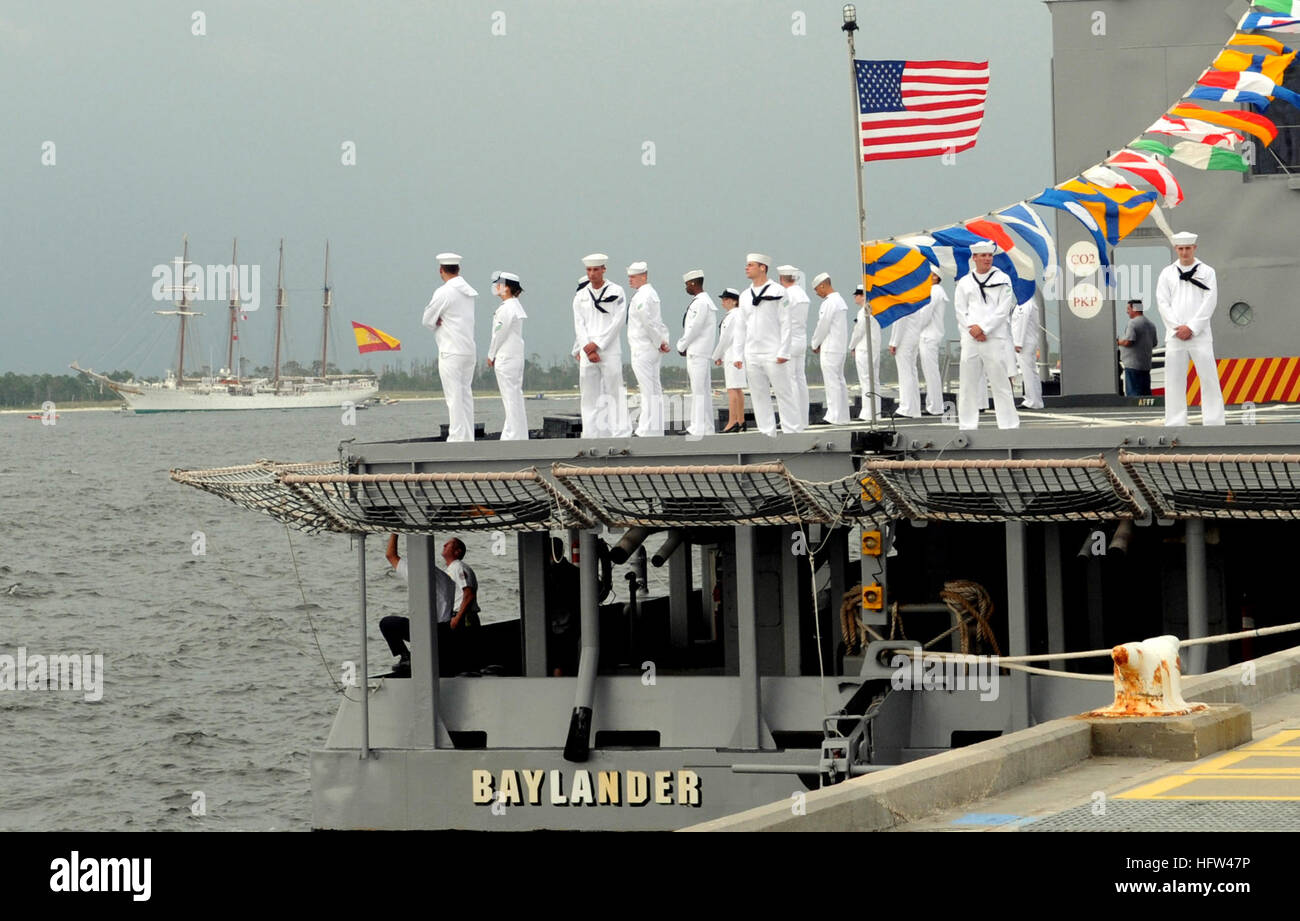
[121,380,378,413]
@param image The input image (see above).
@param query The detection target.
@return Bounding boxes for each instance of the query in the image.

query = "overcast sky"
[1,0,1053,375]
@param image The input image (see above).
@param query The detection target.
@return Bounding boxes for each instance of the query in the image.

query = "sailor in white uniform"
[487,271,529,441]
[888,294,927,419]
[625,261,670,437]
[953,240,1019,430]
[572,253,631,438]
[809,273,850,425]
[919,271,948,415]
[421,252,477,442]
[1011,296,1044,409]
[734,254,798,435]
[1157,231,1224,426]
[676,269,718,437]
[849,285,883,419]
[776,265,811,429]
[713,288,748,432]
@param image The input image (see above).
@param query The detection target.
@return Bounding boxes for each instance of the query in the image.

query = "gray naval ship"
[172,0,1300,830]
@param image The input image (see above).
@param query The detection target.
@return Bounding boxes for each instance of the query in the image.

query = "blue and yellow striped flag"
[862,242,934,328]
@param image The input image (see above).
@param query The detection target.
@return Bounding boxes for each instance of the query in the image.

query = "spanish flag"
[351,321,401,354]
[1168,102,1278,146]
[861,242,934,328]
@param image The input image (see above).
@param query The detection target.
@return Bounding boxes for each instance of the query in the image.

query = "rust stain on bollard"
[1085,635,1207,719]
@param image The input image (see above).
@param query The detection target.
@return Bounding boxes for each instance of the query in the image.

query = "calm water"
[1,395,680,831]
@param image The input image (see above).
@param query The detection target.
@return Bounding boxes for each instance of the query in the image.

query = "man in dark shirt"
[1117,299,1158,396]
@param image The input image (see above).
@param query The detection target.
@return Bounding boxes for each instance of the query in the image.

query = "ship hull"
[121,381,378,412]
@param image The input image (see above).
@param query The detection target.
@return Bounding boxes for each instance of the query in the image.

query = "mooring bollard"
[1087,635,1207,718]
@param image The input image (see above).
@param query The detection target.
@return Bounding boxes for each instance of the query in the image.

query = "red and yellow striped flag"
[1186,357,1300,405]
[351,321,401,354]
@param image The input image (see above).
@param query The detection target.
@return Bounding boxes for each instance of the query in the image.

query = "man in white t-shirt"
[381,534,456,677]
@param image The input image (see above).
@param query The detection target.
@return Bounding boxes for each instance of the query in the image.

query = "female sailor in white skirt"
[712,287,747,432]
[488,271,529,440]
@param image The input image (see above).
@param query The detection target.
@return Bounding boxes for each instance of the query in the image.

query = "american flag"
[856,59,989,162]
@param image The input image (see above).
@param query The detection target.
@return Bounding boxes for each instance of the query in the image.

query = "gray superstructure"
[1047,0,1300,395]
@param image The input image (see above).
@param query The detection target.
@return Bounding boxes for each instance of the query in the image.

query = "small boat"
[528,393,546,400]
[26,413,58,420]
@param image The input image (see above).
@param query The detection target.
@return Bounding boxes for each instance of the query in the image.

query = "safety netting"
[170,464,592,533]
[1120,451,1300,520]
[170,460,350,533]
[551,463,882,527]
[863,455,1141,522]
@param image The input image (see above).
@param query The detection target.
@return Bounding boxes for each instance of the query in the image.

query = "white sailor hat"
[746,253,770,265]
[436,252,462,265]
[719,287,740,300]
[811,272,831,287]
[854,284,866,295]
[969,240,997,255]
[626,261,648,275]
[1171,231,1198,246]
[491,271,520,284]
[682,269,704,282]
[583,253,609,268]
[776,264,799,277]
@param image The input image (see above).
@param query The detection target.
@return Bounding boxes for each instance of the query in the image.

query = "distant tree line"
[0,370,135,407]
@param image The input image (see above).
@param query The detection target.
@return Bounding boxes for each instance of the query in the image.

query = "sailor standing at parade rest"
[776,266,812,429]
[1157,231,1224,426]
[713,288,748,432]
[849,285,883,419]
[572,253,632,438]
[1011,295,1044,409]
[953,240,1020,430]
[919,270,948,415]
[421,253,478,442]
[625,261,670,437]
[810,273,850,425]
[487,271,529,441]
[888,285,928,419]
[734,254,798,436]
[676,269,718,437]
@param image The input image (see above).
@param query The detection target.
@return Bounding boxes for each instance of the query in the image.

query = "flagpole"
[843,4,877,425]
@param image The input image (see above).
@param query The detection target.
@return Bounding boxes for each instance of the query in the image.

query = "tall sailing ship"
[73,238,378,412]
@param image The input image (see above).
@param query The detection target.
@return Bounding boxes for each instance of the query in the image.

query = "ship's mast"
[273,239,285,389]
[320,241,331,379]
[227,238,239,378]
[155,236,204,378]
[177,236,191,382]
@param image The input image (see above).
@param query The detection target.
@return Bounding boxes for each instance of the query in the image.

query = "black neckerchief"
[973,270,1006,303]
[576,279,590,293]
[682,294,703,329]
[1178,263,1209,291]
[750,282,783,304]
[588,284,618,314]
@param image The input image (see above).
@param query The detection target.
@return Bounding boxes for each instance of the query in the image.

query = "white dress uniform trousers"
[784,286,811,428]
[1157,259,1224,426]
[920,285,948,414]
[627,283,669,437]
[677,293,718,437]
[1011,299,1043,409]
[736,282,796,435]
[421,275,478,442]
[850,307,883,419]
[488,297,529,440]
[954,268,1020,431]
[810,291,850,425]
[573,281,632,438]
[889,302,927,418]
